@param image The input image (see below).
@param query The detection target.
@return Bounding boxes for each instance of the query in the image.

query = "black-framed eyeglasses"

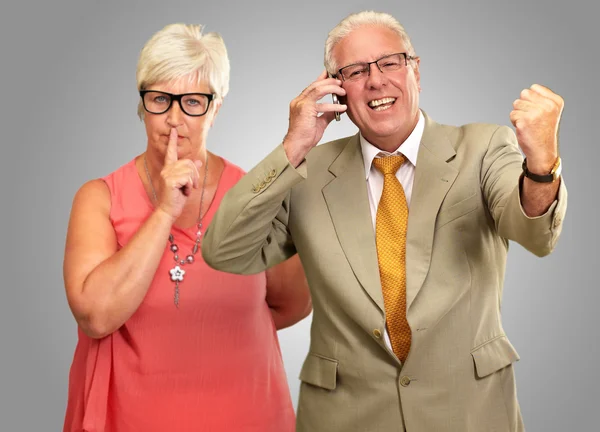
[139,90,215,117]
[335,52,416,82]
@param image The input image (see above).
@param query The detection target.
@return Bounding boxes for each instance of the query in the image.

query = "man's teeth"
[368,97,396,110]
[373,105,392,111]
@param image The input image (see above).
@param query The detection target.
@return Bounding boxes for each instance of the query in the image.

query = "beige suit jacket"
[202,112,567,431]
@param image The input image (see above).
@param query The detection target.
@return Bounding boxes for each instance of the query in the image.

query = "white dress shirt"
[359,109,425,352]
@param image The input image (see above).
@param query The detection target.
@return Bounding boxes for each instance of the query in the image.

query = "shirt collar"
[360,109,424,180]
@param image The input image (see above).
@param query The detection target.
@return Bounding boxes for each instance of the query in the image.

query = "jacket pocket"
[471,335,520,378]
[436,192,479,230]
[299,353,338,390]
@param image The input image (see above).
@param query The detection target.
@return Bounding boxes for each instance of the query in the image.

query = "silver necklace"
[143,153,209,308]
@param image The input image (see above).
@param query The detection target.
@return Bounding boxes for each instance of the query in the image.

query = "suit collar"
[419,110,456,162]
[359,109,425,180]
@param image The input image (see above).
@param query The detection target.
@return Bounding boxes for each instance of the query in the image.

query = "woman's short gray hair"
[324,11,415,75]
[136,23,230,119]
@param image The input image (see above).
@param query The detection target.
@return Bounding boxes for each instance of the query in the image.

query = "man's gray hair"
[324,11,415,75]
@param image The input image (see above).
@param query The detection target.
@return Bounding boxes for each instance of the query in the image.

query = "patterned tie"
[373,155,411,362]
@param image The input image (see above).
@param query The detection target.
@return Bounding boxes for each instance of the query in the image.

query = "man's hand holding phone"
[283,70,346,167]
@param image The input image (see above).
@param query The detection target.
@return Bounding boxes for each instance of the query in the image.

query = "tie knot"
[372,155,406,175]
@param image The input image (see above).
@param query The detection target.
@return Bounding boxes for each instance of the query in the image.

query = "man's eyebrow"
[340,52,402,67]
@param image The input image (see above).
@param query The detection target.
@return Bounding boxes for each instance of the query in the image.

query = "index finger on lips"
[164,128,178,165]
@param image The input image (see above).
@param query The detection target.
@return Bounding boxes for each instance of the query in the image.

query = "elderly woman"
[62,23,310,432]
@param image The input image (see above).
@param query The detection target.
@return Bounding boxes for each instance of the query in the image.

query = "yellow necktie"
[373,155,411,362]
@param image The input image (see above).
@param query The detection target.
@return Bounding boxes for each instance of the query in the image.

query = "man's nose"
[366,63,388,89]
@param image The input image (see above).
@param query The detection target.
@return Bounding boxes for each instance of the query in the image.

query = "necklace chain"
[143,153,209,308]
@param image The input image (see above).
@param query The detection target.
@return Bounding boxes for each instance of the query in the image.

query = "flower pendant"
[169,265,185,282]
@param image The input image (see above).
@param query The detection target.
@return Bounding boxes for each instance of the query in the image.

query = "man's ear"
[413,56,421,92]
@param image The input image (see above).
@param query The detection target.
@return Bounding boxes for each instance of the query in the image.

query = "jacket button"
[400,376,411,387]
[373,329,382,339]
[553,216,562,228]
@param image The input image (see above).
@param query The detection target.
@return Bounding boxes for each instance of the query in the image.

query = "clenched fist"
[510,84,564,173]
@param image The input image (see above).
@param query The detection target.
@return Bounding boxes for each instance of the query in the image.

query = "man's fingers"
[165,128,178,164]
[302,76,343,98]
[316,102,348,114]
[509,109,521,127]
[512,99,537,112]
[320,83,346,98]
[519,88,546,104]
[301,84,345,105]
[521,84,564,110]
[316,111,338,130]
[530,83,560,101]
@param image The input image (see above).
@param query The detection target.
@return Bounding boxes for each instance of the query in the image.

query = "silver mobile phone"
[329,73,341,121]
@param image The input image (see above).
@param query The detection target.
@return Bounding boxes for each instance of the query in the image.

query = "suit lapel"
[322,135,385,312]
[406,112,458,311]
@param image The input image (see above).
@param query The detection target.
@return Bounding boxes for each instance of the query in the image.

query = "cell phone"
[328,73,341,121]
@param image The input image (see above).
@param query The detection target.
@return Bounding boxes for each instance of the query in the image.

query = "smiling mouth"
[368,97,396,111]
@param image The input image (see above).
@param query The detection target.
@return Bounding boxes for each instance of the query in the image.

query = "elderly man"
[202,10,567,432]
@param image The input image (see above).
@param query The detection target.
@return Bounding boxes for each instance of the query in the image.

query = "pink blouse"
[63,157,295,432]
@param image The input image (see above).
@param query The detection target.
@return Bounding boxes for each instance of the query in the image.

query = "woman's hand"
[156,128,203,219]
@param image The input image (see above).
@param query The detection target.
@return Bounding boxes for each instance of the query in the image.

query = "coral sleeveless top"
[63,157,294,432]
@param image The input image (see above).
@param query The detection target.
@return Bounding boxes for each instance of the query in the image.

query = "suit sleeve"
[481,125,567,257]
[202,144,307,274]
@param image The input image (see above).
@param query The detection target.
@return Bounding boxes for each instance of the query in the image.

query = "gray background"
[1,0,598,430]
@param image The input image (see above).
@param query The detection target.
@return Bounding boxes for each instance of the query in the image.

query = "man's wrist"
[282,139,307,168]
[522,155,562,183]
[523,152,559,174]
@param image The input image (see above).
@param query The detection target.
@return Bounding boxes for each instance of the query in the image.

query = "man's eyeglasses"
[335,52,416,82]
[139,90,215,117]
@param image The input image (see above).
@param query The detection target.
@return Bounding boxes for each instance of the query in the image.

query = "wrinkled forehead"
[333,25,406,69]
